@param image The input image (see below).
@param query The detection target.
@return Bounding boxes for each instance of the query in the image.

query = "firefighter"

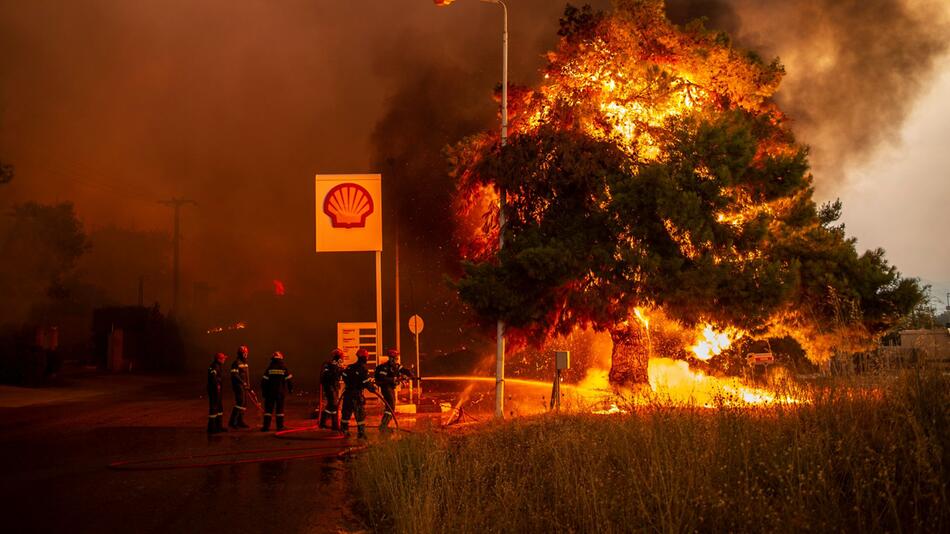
[260,351,294,432]
[228,345,251,429]
[207,352,228,433]
[340,348,376,439]
[317,348,345,430]
[375,348,415,433]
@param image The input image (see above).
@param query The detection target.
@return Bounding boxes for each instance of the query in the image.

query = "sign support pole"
[375,250,382,368]
[415,330,421,401]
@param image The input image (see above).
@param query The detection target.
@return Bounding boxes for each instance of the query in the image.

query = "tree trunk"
[609,325,650,385]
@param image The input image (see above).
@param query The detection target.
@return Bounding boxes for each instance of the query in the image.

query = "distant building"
[838,328,950,375]
[898,328,950,367]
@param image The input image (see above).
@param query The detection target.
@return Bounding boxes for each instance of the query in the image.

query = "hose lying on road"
[274,425,345,441]
[108,429,365,471]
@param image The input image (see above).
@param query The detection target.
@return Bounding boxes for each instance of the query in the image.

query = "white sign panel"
[337,322,378,367]
[315,174,382,252]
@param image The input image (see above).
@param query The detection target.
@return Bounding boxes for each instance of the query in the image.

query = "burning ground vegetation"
[449,0,923,390]
[423,323,801,419]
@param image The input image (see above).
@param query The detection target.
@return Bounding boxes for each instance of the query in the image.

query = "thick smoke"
[666,0,950,191]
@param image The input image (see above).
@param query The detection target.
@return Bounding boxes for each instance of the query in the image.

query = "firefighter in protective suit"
[375,348,415,433]
[228,345,251,428]
[260,351,294,431]
[340,348,376,439]
[317,348,345,430]
[207,352,228,433]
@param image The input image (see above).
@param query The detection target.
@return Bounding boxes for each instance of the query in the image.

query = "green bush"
[353,371,948,533]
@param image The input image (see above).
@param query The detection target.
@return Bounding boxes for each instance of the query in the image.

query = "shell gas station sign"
[315,174,382,252]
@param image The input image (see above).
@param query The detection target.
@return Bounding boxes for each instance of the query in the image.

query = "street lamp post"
[437,0,508,418]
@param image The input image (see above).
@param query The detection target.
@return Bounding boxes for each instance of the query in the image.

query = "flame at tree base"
[647,358,799,406]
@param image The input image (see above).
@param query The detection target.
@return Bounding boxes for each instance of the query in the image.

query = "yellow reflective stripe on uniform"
[268,369,285,375]
[238,364,248,368]
[235,406,246,411]
[230,369,238,373]
[363,378,372,383]
[262,375,270,380]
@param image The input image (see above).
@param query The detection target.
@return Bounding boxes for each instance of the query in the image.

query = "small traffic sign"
[408,315,424,335]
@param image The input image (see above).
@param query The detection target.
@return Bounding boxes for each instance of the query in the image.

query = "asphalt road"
[0,372,380,534]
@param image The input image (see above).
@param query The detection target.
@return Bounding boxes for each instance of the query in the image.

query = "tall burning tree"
[451,1,922,385]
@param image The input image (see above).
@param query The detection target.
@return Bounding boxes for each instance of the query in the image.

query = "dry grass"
[352,371,949,533]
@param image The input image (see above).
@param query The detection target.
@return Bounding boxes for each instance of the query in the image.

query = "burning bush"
[451,2,922,385]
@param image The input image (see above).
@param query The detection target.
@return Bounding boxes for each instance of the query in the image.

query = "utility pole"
[159,198,196,315]
[395,223,401,355]
[436,0,509,418]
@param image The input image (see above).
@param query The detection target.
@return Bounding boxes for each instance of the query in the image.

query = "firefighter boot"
[215,415,228,433]
[357,423,368,440]
[379,413,393,433]
[228,408,239,428]
[236,410,250,429]
[207,417,216,433]
[261,414,271,432]
[318,411,328,429]
[341,421,350,438]
[331,414,340,432]
[276,415,285,431]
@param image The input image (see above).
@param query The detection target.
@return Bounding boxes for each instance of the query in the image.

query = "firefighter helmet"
[272,351,284,359]
[356,348,369,361]
[330,348,344,361]
[386,348,400,359]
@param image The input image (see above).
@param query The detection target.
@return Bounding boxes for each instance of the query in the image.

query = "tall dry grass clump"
[352,371,948,533]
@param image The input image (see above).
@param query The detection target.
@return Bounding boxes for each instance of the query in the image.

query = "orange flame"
[648,358,797,406]
[688,324,741,361]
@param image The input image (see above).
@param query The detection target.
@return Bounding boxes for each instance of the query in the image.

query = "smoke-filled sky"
[1,0,948,349]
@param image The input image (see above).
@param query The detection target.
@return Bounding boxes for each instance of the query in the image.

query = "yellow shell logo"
[323,183,374,228]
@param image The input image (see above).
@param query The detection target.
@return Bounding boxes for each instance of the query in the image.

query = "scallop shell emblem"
[323,183,374,228]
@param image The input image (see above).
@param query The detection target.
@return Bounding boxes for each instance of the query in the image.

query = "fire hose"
[274,425,344,441]
[107,441,366,471]
[332,379,415,434]
[246,386,263,412]
[371,389,400,432]
[372,376,422,433]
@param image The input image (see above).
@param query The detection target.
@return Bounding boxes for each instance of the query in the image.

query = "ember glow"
[205,321,247,335]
